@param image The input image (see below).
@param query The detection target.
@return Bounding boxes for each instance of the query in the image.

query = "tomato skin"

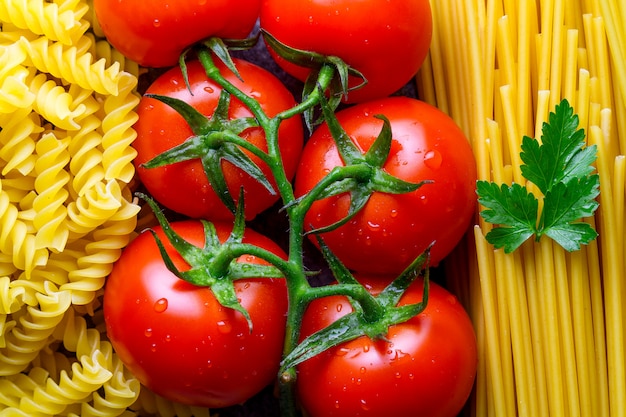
[294,97,477,274]
[296,276,478,417]
[104,220,288,408]
[93,0,261,67]
[133,58,303,221]
[260,0,432,103]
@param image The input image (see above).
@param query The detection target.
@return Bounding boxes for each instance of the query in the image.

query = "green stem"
[194,46,387,417]
[209,242,293,278]
[275,64,337,121]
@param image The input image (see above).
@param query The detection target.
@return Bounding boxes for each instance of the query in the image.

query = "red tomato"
[133,58,303,221]
[260,0,432,103]
[93,0,261,67]
[104,220,288,408]
[296,276,477,417]
[294,97,477,274]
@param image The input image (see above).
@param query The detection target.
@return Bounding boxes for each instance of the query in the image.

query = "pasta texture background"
[417,0,625,416]
[0,1,210,416]
[3,0,625,416]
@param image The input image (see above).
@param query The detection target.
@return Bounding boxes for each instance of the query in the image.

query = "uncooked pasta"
[2,0,625,416]
[0,0,150,415]
[419,0,626,416]
[0,1,226,415]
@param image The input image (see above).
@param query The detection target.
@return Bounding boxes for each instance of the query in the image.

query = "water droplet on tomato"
[207,360,213,368]
[390,209,398,218]
[217,320,232,334]
[154,298,168,313]
[395,371,402,379]
[367,221,380,231]
[359,367,367,374]
[336,304,343,313]
[153,19,161,27]
[144,328,153,338]
[204,86,214,94]
[335,347,350,357]
[334,400,341,409]
[150,343,157,352]
[308,15,314,23]
[424,150,443,170]
[165,334,172,342]
[360,399,370,411]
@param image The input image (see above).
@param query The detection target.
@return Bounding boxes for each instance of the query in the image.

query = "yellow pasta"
[0,0,169,415]
[419,0,626,416]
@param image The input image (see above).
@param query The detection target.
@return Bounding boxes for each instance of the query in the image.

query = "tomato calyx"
[181,36,260,83]
[141,88,275,215]
[138,192,284,331]
[262,29,365,121]
[280,238,432,373]
[293,93,432,234]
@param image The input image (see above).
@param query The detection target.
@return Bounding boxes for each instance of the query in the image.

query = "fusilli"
[0,0,177,415]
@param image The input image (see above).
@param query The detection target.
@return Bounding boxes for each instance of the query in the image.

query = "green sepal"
[140,91,274,214]
[262,29,366,104]
[305,184,371,235]
[303,95,425,234]
[376,242,432,307]
[280,241,431,371]
[261,30,365,82]
[201,36,259,81]
[136,192,283,332]
[179,35,260,88]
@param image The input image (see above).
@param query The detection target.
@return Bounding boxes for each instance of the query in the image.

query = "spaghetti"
[419,0,626,416]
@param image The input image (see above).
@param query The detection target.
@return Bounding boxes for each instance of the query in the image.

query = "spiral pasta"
[0,1,222,415]
[0,0,88,45]
[0,0,177,415]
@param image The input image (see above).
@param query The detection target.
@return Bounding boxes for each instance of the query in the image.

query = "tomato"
[133,58,304,221]
[260,0,432,103]
[296,275,477,417]
[103,220,288,408]
[93,0,261,67]
[294,97,477,274]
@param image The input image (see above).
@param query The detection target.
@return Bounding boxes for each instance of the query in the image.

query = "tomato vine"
[135,41,434,417]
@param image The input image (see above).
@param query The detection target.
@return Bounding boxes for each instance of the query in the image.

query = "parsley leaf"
[476,99,599,253]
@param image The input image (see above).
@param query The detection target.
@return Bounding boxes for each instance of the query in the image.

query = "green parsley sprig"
[476,99,600,253]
